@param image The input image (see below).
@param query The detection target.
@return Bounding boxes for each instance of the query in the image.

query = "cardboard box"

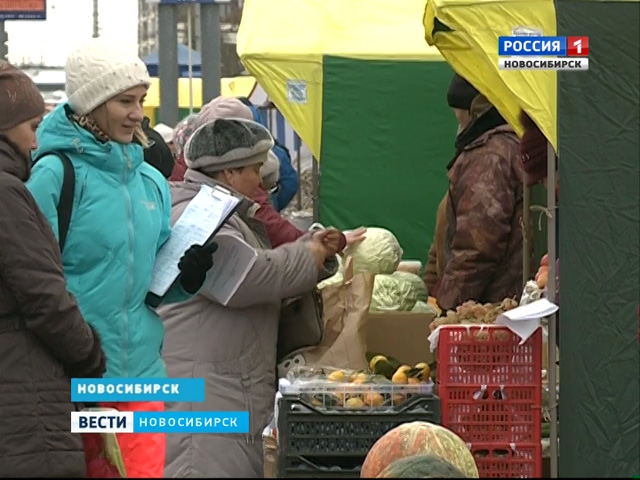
[263,431,277,478]
[366,312,437,366]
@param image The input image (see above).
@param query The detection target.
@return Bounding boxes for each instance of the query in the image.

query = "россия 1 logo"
[497,36,589,71]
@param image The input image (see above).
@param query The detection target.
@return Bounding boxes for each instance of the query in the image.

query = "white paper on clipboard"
[148,184,241,297]
[199,234,259,306]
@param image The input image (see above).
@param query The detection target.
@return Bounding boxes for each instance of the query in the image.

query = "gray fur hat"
[184,117,275,173]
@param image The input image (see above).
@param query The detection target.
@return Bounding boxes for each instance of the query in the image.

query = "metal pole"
[0,22,7,61]
[546,141,559,478]
[92,0,99,38]
[523,182,532,283]
[187,4,194,115]
[312,156,319,221]
[296,139,302,210]
[158,3,179,126]
[200,2,221,104]
[194,3,202,52]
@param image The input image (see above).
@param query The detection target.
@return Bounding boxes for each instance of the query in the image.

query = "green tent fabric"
[557,0,640,477]
[319,56,456,264]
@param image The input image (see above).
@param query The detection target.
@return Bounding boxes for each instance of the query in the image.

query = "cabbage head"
[412,300,439,315]
[392,271,428,302]
[369,274,417,312]
[343,227,403,275]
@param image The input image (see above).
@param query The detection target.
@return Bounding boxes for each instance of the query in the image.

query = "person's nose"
[130,104,144,123]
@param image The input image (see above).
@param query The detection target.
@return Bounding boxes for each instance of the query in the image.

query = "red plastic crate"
[436,325,542,386]
[437,384,541,444]
[471,443,542,478]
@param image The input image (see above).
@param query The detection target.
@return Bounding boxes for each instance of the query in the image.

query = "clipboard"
[145,183,242,308]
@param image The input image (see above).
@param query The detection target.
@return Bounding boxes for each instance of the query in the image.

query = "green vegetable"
[412,300,438,315]
[392,271,429,302]
[342,227,403,275]
[370,274,418,312]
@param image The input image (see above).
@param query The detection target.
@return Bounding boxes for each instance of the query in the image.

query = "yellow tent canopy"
[237,0,444,159]
[423,0,558,150]
[143,75,258,109]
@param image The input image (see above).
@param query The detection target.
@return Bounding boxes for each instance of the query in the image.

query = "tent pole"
[312,156,319,222]
[523,181,532,283]
[296,138,302,210]
[187,4,194,115]
[546,140,558,478]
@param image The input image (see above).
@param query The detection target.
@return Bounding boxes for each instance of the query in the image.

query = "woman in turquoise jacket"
[26,39,214,478]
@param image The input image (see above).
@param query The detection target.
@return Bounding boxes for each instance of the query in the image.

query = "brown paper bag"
[262,432,278,478]
[277,257,375,377]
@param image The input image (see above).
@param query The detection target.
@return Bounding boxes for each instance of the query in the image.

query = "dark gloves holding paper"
[178,242,218,294]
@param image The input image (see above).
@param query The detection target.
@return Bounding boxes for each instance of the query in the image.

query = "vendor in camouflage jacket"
[436,74,527,311]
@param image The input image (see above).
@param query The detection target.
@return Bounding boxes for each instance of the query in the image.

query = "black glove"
[66,325,107,379]
[178,242,218,294]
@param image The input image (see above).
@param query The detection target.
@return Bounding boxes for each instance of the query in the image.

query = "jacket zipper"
[121,148,134,376]
[241,374,255,444]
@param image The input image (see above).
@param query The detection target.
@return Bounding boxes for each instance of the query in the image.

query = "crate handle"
[286,394,435,415]
[294,455,361,474]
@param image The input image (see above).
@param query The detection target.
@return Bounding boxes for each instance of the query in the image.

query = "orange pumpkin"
[360,421,479,478]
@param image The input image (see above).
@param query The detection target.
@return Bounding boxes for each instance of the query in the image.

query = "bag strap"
[32,151,75,251]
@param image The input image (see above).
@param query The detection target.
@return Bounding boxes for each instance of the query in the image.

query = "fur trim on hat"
[184,117,275,174]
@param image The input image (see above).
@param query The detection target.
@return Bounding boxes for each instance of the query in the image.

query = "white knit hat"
[65,38,151,115]
[153,123,174,144]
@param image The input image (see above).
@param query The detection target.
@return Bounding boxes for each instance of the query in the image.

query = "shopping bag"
[277,256,375,377]
[81,408,127,478]
[277,286,324,363]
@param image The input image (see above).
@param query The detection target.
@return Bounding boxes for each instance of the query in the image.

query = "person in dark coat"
[137,116,175,179]
[436,74,527,311]
[0,60,106,477]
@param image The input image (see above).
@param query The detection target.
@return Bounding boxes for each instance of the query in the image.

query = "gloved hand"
[178,242,218,294]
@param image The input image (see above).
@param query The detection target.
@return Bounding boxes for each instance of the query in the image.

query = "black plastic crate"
[276,393,440,478]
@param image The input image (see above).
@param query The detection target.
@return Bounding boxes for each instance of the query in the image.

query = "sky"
[5,0,138,66]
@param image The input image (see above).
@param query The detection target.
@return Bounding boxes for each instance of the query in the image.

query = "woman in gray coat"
[158,117,339,478]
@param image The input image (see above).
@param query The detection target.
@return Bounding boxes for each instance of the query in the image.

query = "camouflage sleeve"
[437,155,516,310]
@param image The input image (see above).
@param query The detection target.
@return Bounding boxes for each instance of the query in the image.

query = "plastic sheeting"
[423,0,558,150]
[237,0,443,159]
[557,0,640,476]
[319,56,455,262]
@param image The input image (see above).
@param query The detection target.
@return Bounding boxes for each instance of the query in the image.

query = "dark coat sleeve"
[0,176,102,373]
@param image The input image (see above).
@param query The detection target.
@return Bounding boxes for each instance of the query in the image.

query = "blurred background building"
[137,0,245,77]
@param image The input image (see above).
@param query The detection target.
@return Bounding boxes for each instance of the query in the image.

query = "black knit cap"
[447,73,479,110]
